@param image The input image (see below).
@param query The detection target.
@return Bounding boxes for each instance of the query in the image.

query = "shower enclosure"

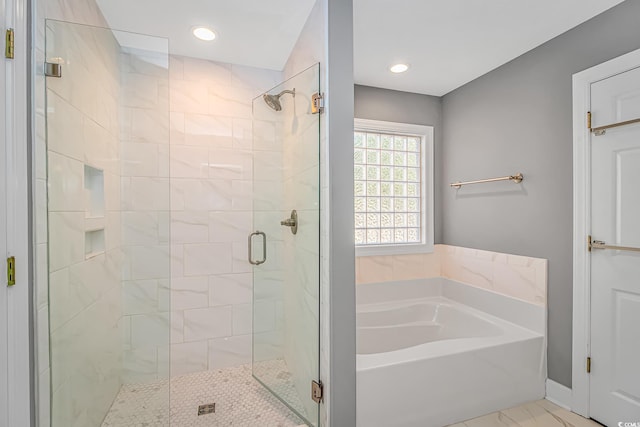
[252,64,322,426]
[43,19,321,427]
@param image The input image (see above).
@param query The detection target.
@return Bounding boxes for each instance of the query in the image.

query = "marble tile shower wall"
[45,21,123,427]
[168,55,282,375]
[119,50,171,384]
[34,3,112,427]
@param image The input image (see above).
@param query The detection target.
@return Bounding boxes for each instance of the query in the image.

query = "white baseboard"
[545,379,572,410]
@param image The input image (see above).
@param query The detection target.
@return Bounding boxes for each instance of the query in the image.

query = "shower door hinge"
[586,357,591,373]
[7,257,16,287]
[311,380,323,403]
[312,92,324,114]
[5,28,15,59]
[45,62,62,78]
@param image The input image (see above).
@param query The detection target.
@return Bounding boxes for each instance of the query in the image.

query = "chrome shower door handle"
[248,231,267,265]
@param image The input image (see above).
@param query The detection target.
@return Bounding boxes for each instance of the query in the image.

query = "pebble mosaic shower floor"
[102,362,306,427]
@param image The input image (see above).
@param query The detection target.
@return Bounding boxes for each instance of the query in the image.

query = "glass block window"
[354,129,423,247]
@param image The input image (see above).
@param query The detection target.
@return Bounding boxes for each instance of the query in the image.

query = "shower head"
[263,89,295,111]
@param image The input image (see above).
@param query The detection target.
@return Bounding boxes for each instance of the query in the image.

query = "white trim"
[545,379,572,411]
[2,0,32,424]
[353,119,435,257]
[571,47,640,418]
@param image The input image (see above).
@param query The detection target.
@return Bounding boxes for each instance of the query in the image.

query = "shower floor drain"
[198,403,216,416]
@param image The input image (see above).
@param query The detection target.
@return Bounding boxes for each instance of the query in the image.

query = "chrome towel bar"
[450,173,524,189]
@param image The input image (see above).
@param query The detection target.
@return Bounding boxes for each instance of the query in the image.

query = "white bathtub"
[356,277,546,427]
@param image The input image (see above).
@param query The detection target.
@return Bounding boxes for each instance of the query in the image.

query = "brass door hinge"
[311,92,324,114]
[587,111,592,130]
[7,257,16,286]
[5,28,15,59]
[587,357,591,373]
[311,380,323,403]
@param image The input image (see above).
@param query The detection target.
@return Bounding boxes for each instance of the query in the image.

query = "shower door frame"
[1,0,32,424]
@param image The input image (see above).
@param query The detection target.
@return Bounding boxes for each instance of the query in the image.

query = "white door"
[589,65,640,426]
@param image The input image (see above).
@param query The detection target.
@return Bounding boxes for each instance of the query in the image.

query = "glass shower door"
[251,64,321,426]
[45,20,171,426]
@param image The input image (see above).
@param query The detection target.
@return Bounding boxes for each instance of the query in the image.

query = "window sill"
[356,243,434,257]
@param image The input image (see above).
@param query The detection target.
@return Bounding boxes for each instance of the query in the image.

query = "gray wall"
[354,85,443,243]
[441,0,640,388]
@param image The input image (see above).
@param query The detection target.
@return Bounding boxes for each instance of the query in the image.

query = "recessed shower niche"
[84,165,104,218]
[84,165,105,258]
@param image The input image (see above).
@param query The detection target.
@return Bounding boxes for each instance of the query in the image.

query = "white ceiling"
[96,0,317,71]
[354,0,626,96]
[97,0,626,94]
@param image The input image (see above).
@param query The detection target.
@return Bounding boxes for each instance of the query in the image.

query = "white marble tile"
[356,256,394,285]
[171,244,184,278]
[121,73,159,109]
[208,148,253,180]
[171,276,209,310]
[130,313,170,348]
[46,90,84,161]
[170,80,209,114]
[124,177,170,211]
[124,107,170,145]
[208,211,252,243]
[169,55,184,81]
[232,303,252,336]
[170,341,208,376]
[253,119,279,152]
[232,241,253,273]
[182,57,232,85]
[183,243,233,276]
[170,145,210,178]
[253,150,283,182]
[183,306,233,342]
[231,180,254,211]
[443,247,494,289]
[127,244,170,280]
[48,212,84,272]
[170,210,209,244]
[171,311,184,344]
[122,347,158,384]
[47,152,84,212]
[121,142,159,177]
[451,400,602,427]
[209,273,252,306]
[170,178,233,211]
[208,335,252,370]
[184,113,233,147]
[121,211,160,245]
[122,280,159,315]
[232,118,253,150]
[209,84,253,119]
[170,111,185,144]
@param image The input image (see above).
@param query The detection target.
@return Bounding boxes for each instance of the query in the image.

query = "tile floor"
[102,363,306,426]
[449,399,603,427]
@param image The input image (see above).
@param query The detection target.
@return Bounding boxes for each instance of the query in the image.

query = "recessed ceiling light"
[193,27,216,41]
[390,63,409,73]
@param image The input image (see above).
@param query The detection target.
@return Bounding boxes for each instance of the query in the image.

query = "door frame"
[1,0,32,424]
[571,47,640,417]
